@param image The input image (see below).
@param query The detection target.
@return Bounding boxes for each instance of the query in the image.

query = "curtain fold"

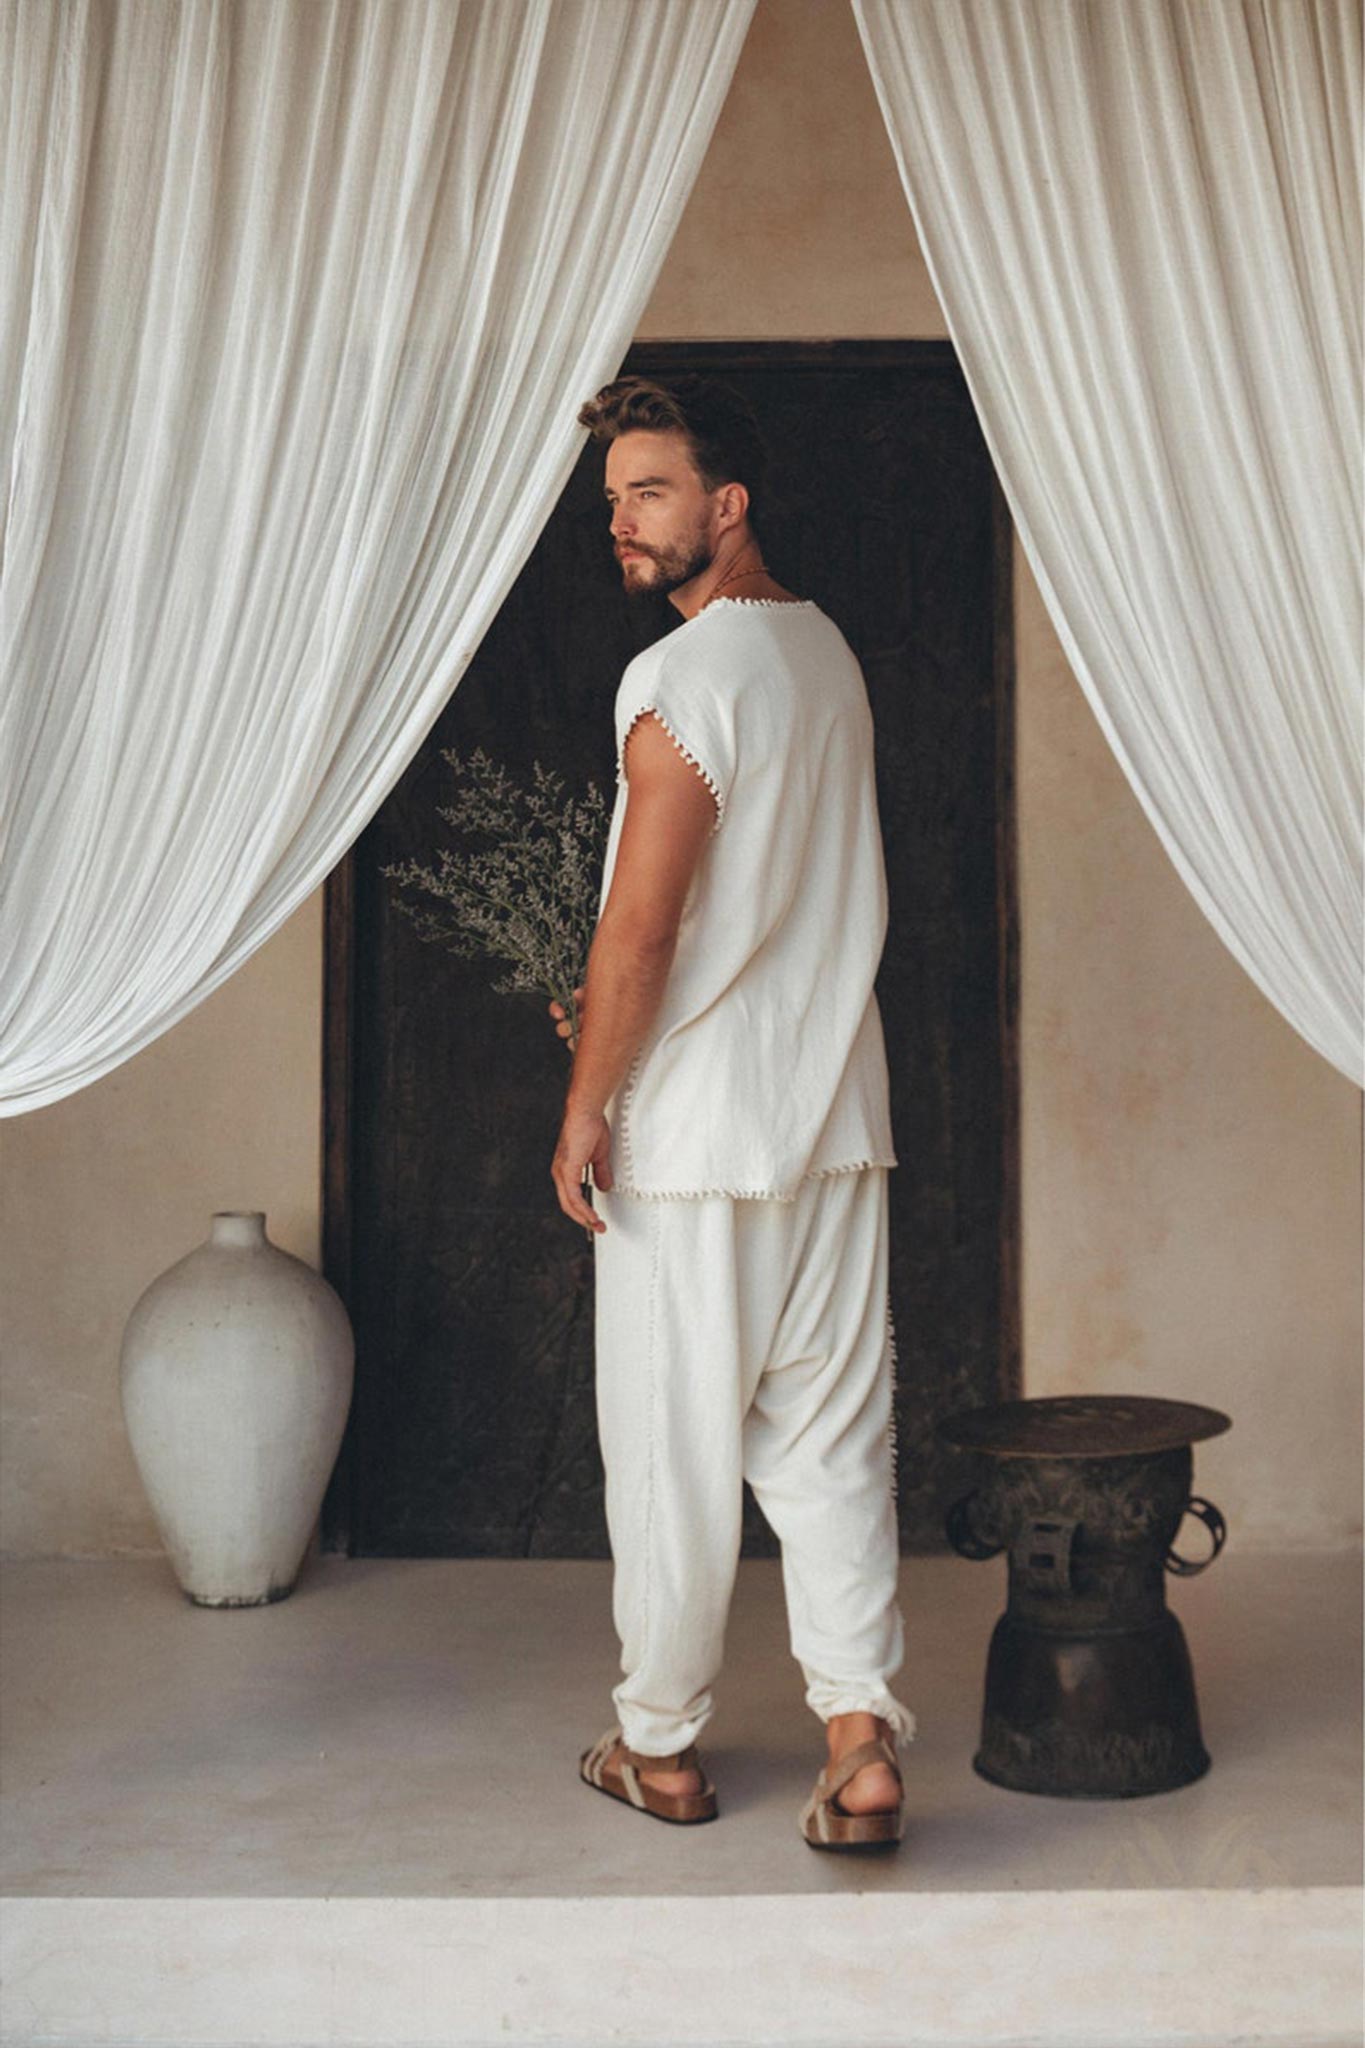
[852,0,1363,1085]
[0,0,756,1114]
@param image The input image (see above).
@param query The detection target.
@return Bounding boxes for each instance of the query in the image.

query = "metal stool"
[937,1395,1230,1797]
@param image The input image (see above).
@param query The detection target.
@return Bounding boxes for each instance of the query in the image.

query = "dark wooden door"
[323,341,1018,1558]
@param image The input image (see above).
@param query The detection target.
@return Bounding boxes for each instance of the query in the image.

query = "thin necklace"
[704,556,768,607]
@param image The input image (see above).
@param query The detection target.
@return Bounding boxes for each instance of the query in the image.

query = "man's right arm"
[563,711,719,1121]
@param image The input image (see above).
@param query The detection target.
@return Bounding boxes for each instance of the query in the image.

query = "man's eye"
[640,490,658,500]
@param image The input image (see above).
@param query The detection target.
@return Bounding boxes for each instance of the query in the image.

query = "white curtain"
[852,0,1363,1085]
[0,0,756,1115]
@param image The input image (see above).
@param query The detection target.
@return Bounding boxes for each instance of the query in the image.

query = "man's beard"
[620,523,715,601]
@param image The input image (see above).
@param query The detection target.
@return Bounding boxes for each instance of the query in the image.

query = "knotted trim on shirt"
[617,705,726,837]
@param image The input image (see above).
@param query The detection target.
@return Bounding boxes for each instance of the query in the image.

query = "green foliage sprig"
[381,747,609,1050]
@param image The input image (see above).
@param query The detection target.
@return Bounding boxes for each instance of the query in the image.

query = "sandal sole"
[802,1815,903,1850]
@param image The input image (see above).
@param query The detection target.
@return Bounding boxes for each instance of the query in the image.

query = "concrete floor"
[2,1548,1360,1897]
[1,1547,1360,2046]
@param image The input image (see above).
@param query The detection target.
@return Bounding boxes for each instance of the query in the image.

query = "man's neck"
[670,542,796,620]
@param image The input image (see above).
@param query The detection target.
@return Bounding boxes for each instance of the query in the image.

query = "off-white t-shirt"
[597,594,897,1200]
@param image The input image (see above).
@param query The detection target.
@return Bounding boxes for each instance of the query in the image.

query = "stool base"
[973,1611,1212,1798]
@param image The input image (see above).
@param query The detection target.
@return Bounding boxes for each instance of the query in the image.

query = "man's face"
[603,429,719,599]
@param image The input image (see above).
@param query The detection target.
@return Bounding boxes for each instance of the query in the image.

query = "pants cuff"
[612,1691,712,1758]
[807,1686,918,1747]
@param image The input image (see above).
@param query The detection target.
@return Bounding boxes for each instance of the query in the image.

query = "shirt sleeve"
[615,642,737,837]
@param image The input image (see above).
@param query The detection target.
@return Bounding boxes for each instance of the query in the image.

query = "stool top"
[935,1394,1232,1457]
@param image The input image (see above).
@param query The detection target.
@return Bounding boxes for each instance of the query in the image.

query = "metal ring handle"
[944,1490,1003,1561]
[1165,1495,1227,1575]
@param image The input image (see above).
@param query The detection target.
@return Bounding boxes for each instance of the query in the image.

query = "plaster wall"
[3,0,1359,1555]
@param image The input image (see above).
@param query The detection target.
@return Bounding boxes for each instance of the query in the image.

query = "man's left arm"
[551,712,719,1232]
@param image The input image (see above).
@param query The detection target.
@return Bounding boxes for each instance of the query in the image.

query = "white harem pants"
[591,1163,917,1757]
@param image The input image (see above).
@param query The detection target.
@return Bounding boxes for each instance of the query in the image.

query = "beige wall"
[1,909,324,1555]
[3,0,1359,1556]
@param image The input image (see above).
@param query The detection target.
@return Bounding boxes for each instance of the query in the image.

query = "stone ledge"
[2,1887,1360,2048]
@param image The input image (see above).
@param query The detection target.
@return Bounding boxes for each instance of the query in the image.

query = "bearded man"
[549,373,915,1850]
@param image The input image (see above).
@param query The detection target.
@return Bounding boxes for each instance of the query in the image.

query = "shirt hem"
[601,1156,898,1202]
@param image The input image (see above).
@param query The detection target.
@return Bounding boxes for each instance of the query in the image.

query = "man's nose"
[610,508,634,540]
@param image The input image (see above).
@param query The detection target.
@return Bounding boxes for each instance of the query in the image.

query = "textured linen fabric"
[598,596,899,1198]
[592,1164,915,1756]
[852,0,1363,1085]
[0,0,757,1113]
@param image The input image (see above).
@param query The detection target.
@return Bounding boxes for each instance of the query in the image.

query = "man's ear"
[716,480,749,535]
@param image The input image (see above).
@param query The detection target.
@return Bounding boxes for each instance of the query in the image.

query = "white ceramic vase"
[119,1211,355,1606]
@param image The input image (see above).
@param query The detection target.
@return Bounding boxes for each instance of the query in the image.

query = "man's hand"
[549,713,716,1234]
[548,983,587,1048]
[552,1098,613,1233]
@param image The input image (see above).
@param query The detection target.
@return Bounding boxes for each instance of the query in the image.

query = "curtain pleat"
[853,0,1363,1085]
[0,0,757,1113]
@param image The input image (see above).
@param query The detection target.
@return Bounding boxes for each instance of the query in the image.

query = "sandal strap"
[582,1726,625,1785]
[585,1727,704,1777]
[822,1735,900,1801]
[619,1738,700,1773]
[586,1729,707,1810]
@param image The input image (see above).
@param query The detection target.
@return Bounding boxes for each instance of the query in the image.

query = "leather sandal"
[799,1734,904,1849]
[579,1725,719,1825]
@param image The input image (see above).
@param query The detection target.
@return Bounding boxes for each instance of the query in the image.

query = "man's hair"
[577,373,767,526]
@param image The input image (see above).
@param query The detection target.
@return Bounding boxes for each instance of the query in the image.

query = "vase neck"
[209,1212,267,1248]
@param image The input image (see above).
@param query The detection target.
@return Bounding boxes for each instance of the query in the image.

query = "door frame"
[320,338,1020,1556]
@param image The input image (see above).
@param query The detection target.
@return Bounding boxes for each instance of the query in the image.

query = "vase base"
[181,1581,296,1608]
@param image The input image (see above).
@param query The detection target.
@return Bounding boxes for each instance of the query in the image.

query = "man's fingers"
[550,987,587,1039]
[550,986,588,1046]
[590,1128,614,1191]
[553,1161,604,1233]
